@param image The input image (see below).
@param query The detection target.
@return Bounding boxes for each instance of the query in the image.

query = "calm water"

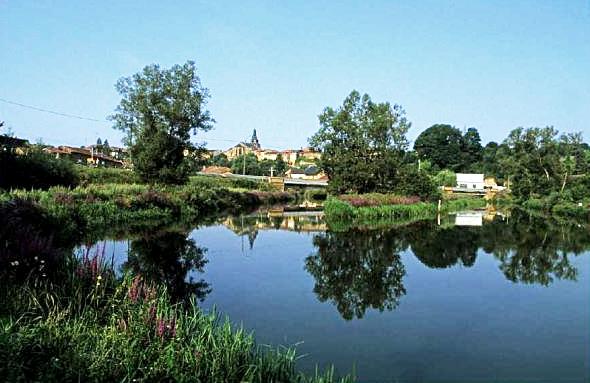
[82,211,590,383]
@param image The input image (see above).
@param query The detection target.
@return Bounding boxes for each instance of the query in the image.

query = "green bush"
[77,166,139,185]
[0,150,79,190]
[394,167,440,201]
[433,169,456,187]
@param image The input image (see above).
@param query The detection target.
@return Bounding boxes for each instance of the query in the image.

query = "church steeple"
[250,129,260,150]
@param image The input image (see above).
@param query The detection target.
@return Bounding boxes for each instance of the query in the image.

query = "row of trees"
[107,61,589,203]
[309,90,589,201]
[207,152,288,177]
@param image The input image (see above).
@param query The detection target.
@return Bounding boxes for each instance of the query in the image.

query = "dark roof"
[304,165,321,176]
[0,135,29,148]
[287,167,305,174]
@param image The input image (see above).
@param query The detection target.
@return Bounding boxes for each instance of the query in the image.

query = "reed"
[324,195,487,230]
[0,251,354,383]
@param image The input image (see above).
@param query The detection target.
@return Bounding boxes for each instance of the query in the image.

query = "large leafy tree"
[413,124,465,171]
[110,61,213,184]
[462,127,483,169]
[309,90,410,194]
[497,126,587,199]
[414,125,484,172]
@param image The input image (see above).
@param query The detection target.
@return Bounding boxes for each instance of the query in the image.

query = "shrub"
[394,167,440,201]
[0,150,78,190]
[433,169,456,187]
[77,166,139,185]
[339,193,420,207]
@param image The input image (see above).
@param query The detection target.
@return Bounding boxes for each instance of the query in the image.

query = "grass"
[1,182,296,242]
[0,228,354,383]
[0,280,354,382]
[324,194,487,231]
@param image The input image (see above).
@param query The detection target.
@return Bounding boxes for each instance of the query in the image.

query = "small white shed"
[455,212,483,226]
[456,173,485,190]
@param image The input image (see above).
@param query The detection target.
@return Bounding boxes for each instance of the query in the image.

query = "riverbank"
[0,177,296,242]
[324,194,487,230]
[0,252,353,382]
[0,194,353,382]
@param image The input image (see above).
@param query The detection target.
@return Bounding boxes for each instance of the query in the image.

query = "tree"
[462,127,483,170]
[210,153,230,168]
[497,127,572,199]
[110,61,213,184]
[309,90,410,194]
[413,124,464,171]
[230,153,260,175]
[274,154,287,176]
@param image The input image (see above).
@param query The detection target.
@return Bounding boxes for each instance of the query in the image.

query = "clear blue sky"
[1,1,589,150]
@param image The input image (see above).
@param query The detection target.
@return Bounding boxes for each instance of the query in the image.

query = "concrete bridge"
[196,172,328,190]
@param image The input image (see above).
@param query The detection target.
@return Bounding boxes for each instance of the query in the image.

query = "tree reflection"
[404,222,480,268]
[123,231,211,302]
[308,210,590,319]
[305,229,406,320]
[478,211,583,285]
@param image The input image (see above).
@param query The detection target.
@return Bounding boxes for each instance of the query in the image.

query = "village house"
[45,146,124,168]
[456,173,485,190]
[0,135,29,154]
[224,130,261,160]
[223,129,323,171]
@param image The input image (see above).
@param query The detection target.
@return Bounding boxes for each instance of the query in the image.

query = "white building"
[456,173,485,190]
[455,211,483,226]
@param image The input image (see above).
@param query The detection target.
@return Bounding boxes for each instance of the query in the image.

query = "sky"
[1,0,589,150]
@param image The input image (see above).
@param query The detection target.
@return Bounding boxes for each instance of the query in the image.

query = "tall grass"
[1,182,296,242]
[324,195,487,230]
[1,246,354,383]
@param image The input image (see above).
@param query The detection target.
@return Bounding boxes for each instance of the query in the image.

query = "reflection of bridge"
[197,172,328,190]
[222,211,327,236]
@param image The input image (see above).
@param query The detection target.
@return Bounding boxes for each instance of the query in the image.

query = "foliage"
[0,150,79,190]
[497,127,585,200]
[309,90,410,194]
[338,193,420,207]
[110,61,213,184]
[323,196,486,229]
[210,153,230,167]
[229,153,288,177]
[414,124,465,171]
[76,166,140,185]
[393,165,440,201]
[414,124,484,172]
[1,182,294,243]
[433,169,456,187]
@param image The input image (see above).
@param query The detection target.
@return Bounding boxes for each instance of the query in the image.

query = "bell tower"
[250,129,260,150]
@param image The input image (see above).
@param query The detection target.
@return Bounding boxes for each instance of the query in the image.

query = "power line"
[0,97,304,149]
[0,97,107,123]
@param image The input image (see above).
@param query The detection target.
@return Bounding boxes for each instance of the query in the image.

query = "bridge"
[196,172,328,190]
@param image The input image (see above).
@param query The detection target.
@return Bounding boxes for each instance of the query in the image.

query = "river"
[79,210,590,383]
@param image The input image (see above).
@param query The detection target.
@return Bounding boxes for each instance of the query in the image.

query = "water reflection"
[122,231,211,302]
[303,209,589,319]
[305,229,406,320]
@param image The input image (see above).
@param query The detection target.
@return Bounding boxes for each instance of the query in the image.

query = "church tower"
[250,129,260,150]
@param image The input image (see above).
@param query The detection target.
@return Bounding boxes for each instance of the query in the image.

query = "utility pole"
[242,153,246,175]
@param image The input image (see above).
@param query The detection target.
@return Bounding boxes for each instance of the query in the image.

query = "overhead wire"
[0,97,306,149]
